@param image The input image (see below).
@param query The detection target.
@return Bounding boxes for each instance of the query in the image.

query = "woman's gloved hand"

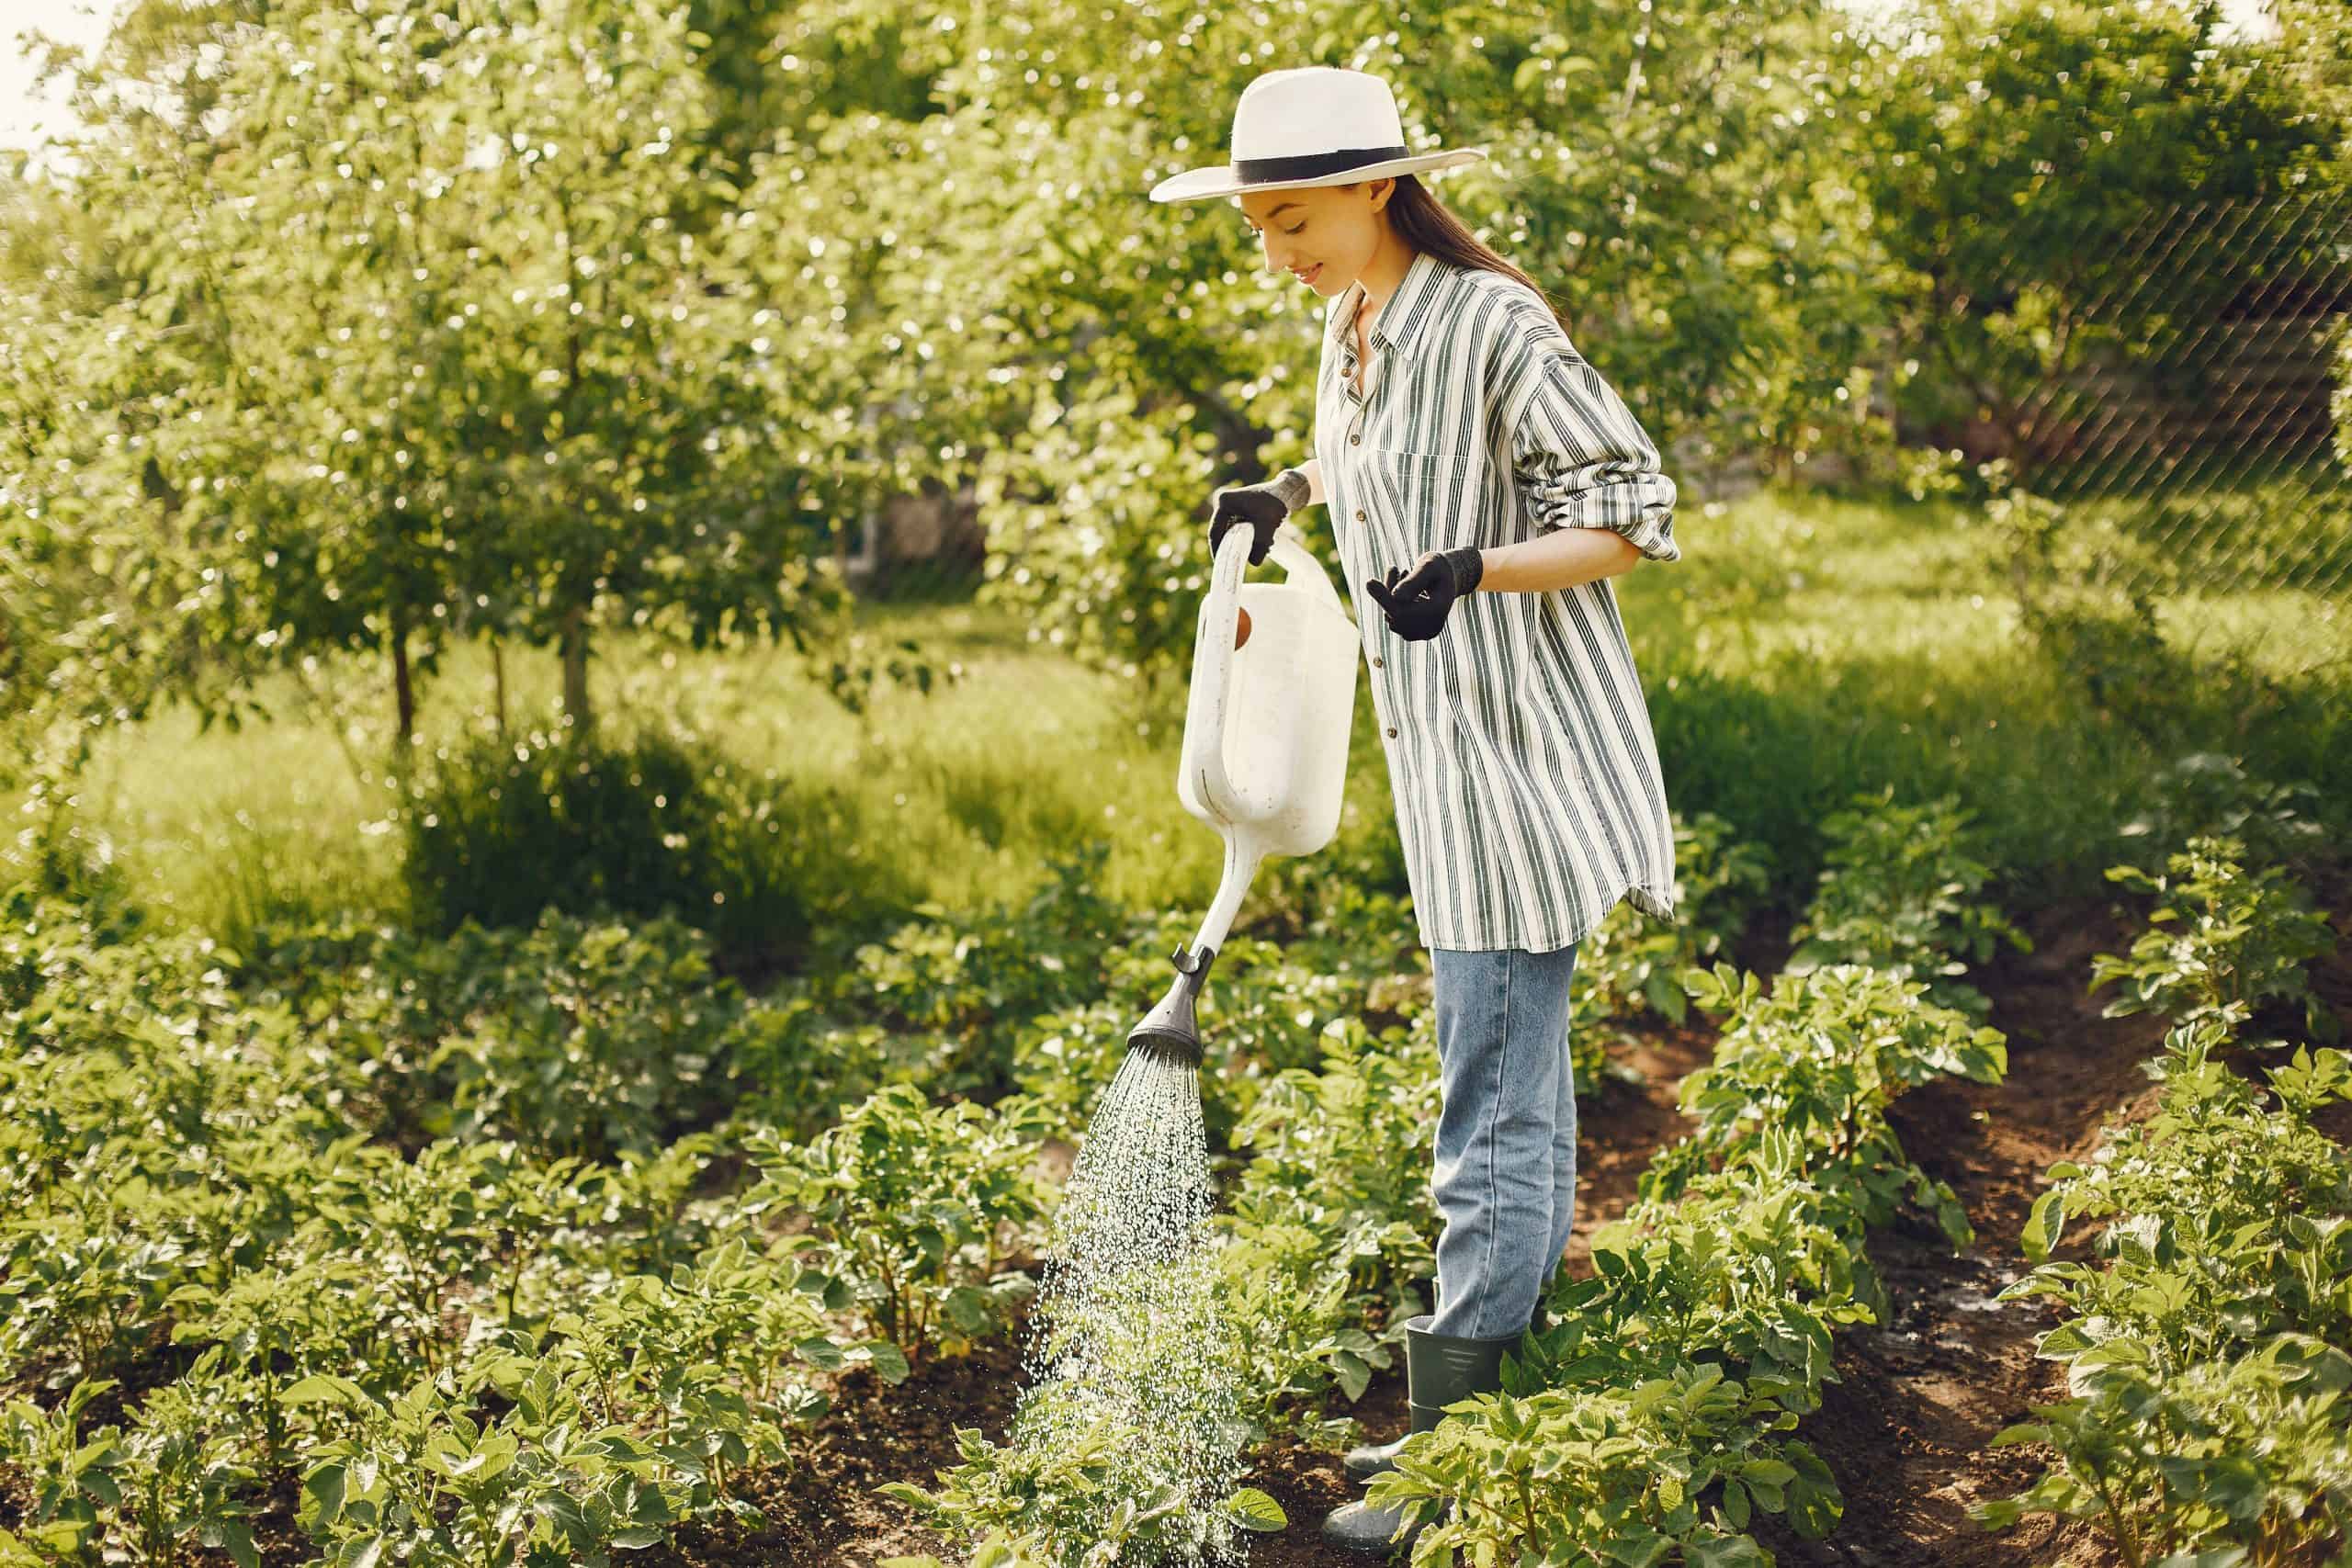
[1366,547,1484,642]
[1208,468,1310,566]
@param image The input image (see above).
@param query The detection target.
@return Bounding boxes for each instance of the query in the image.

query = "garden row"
[5,765,2335,1566]
[885,789,2032,1565]
[1973,833,2349,1564]
[887,796,2346,1564]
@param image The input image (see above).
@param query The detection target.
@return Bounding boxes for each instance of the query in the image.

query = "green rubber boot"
[1341,1296,1548,1485]
[1319,1313,1526,1556]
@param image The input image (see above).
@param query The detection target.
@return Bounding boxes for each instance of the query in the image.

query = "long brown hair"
[1357,174,1572,336]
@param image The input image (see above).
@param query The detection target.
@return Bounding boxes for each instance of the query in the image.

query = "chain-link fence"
[1964,192,2352,606]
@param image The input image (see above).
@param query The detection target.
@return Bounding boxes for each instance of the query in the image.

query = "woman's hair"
[1362,174,1571,335]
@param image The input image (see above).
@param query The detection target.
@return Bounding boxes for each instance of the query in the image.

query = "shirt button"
[1350,433,1362,445]
[1354,509,1366,521]
[1372,656,1383,668]
[1385,726,1397,738]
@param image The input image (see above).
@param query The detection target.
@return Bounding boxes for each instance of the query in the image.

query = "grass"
[8,482,2347,957]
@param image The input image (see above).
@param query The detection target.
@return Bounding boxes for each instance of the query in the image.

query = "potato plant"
[1575,810,1776,1051]
[1639,961,2007,1244]
[2089,832,2340,1043]
[1227,1016,1443,1310]
[1785,785,2032,1022]
[1982,1022,2352,1563]
[743,1085,1057,1366]
[1359,925,2012,1563]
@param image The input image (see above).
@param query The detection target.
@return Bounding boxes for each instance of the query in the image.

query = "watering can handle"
[1182,520,1348,829]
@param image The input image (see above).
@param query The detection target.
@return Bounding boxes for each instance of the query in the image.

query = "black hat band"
[1233,144,1411,184]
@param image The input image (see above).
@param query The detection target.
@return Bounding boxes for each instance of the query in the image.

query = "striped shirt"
[1317,247,1682,953]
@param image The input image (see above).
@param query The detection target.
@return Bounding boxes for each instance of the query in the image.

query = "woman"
[1149,65,1684,1556]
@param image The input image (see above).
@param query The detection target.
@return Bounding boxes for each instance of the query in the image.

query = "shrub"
[396,722,817,967]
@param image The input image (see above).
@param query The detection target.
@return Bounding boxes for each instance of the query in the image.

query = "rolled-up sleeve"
[1488,303,1680,564]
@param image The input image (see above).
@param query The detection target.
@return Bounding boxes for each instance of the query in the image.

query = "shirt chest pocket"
[1362,446,1482,562]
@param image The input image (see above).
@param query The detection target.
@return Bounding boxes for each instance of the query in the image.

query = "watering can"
[1125,518,1361,1066]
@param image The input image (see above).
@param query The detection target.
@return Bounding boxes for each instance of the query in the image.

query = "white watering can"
[1127,517,1360,1066]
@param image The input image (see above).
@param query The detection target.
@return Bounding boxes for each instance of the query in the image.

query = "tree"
[1854,0,2349,469]
[3,0,874,776]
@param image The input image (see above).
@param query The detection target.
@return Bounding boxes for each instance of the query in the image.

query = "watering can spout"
[1125,942,1216,1069]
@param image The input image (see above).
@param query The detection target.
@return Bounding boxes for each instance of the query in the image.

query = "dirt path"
[703,876,2350,1567]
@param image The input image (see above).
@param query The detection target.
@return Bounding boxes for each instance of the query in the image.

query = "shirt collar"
[1328,248,1450,362]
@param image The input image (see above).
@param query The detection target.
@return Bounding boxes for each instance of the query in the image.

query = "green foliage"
[1577,811,1776,1058]
[1227,1018,1444,1307]
[1353,931,2008,1565]
[880,1384,1263,1568]
[1786,785,2032,1022]
[1241,800,1417,964]
[743,1086,1057,1366]
[1984,1022,2352,1564]
[0,1379,126,1561]
[2089,833,2341,1045]
[107,1373,264,1568]
[2115,751,2335,885]
[0,0,930,773]
[1644,962,2007,1243]
[398,725,815,969]
[291,1366,696,1568]
[814,841,1131,1100]
[1361,1362,1840,1567]
[1856,0,2347,471]
[244,903,771,1158]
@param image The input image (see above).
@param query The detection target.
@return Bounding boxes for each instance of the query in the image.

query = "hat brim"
[1147,147,1487,204]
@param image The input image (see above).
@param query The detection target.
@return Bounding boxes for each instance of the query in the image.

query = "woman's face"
[1237,178,1393,298]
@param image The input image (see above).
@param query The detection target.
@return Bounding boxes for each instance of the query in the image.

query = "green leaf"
[864,1341,911,1384]
[305,1463,348,1528]
[1686,1537,1769,1568]
[1226,1488,1287,1530]
[2021,1188,2066,1261]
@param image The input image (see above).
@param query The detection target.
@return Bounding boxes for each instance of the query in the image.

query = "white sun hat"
[1147,65,1487,204]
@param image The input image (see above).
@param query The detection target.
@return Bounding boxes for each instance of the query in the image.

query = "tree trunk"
[491,629,509,739]
[391,601,416,743]
[560,601,593,735]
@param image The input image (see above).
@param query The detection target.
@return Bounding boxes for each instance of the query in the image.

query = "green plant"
[1576,810,1775,1055]
[1363,1360,1840,1567]
[743,1086,1056,1365]
[2089,834,2340,1044]
[881,1382,1290,1568]
[399,726,813,966]
[0,1379,126,1561]
[1642,962,2007,1244]
[1984,1023,2352,1564]
[424,910,752,1159]
[1785,785,2031,1023]
[292,1367,695,1568]
[107,1373,263,1567]
[1227,1017,1442,1308]
[2116,751,2333,884]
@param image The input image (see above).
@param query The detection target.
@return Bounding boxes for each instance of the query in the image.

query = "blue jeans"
[1424,942,1580,1338]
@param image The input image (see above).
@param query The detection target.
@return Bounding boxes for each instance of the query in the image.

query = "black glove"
[1365,547,1484,642]
[1208,468,1310,566]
